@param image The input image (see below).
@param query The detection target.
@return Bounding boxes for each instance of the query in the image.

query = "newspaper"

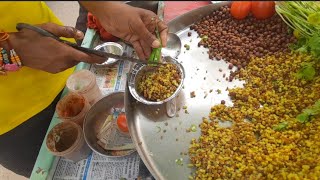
[47,45,154,180]
[49,152,155,180]
[97,110,135,151]
[90,60,132,96]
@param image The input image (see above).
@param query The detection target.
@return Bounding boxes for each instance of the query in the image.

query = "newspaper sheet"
[50,152,141,180]
[48,50,154,180]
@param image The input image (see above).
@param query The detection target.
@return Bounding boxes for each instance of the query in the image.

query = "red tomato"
[251,1,275,20]
[117,113,129,133]
[230,1,252,20]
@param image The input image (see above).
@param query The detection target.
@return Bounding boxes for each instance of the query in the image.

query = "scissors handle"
[16,23,146,64]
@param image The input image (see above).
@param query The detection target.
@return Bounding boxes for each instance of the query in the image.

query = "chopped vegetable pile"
[189,53,320,179]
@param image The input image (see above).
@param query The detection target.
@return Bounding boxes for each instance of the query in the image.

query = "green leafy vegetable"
[296,100,320,123]
[307,34,320,58]
[308,12,320,26]
[295,62,316,81]
[276,2,320,81]
[273,121,289,131]
[276,2,320,38]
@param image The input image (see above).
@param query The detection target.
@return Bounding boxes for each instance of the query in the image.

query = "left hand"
[81,2,168,60]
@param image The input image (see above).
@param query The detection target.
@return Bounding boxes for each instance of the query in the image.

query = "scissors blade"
[66,43,146,64]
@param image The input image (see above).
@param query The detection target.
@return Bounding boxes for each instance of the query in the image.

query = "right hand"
[80,2,168,60]
[7,23,105,73]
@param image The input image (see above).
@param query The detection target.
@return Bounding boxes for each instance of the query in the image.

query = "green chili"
[148,19,162,65]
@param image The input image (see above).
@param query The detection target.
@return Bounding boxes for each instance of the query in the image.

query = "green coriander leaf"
[296,45,308,53]
[289,37,308,53]
[303,108,317,116]
[273,121,289,131]
[314,100,320,111]
[296,113,310,123]
[296,62,316,81]
[307,34,320,57]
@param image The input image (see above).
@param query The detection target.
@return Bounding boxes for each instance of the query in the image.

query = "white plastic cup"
[66,69,103,105]
[56,92,90,127]
[46,121,91,162]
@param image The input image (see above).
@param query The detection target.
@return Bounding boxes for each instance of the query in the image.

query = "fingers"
[129,19,159,48]
[140,40,152,58]
[40,23,84,40]
[157,21,168,47]
[131,41,146,60]
[137,10,168,48]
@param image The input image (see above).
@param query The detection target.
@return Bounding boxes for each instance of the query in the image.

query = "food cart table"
[29,1,211,180]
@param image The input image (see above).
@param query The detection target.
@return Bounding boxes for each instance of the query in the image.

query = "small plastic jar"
[66,69,103,105]
[46,121,91,162]
[56,92,90,127]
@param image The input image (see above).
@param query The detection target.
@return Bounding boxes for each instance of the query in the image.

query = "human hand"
[6,23,105,73]
[81,2,168,60]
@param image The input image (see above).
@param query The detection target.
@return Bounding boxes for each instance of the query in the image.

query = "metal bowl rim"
[93,42,124,66]
[128,58,185,105]
[83,91,136,158]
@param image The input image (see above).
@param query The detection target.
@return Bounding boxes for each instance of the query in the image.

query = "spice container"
[56,92,90,126]
[66,69,103,105]
[46,121,91,162]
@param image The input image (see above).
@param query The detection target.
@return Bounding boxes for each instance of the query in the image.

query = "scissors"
[16,23,146,64]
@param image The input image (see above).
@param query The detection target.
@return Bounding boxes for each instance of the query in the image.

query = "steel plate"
[125,2,243,180]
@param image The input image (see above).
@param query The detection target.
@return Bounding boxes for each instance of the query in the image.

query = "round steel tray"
[125,2,241,180]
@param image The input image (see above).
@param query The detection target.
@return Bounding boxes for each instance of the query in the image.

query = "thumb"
[39,23,84,40]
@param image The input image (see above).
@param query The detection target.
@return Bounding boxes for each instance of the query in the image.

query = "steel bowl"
[83,91,136,157]
[94,42,124,66]
[128,56,185,105]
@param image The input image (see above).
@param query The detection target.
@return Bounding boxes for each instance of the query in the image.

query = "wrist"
[0,33,22,70]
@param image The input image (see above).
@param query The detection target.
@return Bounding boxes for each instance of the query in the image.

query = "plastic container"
[56,92,90,126]
[46,121,91,162]
[66,69,103,105]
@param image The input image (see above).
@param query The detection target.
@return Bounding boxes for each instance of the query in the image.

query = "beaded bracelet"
[0,31,21,75]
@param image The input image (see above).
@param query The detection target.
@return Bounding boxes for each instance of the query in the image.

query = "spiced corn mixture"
[138,63,181,101]
[189,53,320,179]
